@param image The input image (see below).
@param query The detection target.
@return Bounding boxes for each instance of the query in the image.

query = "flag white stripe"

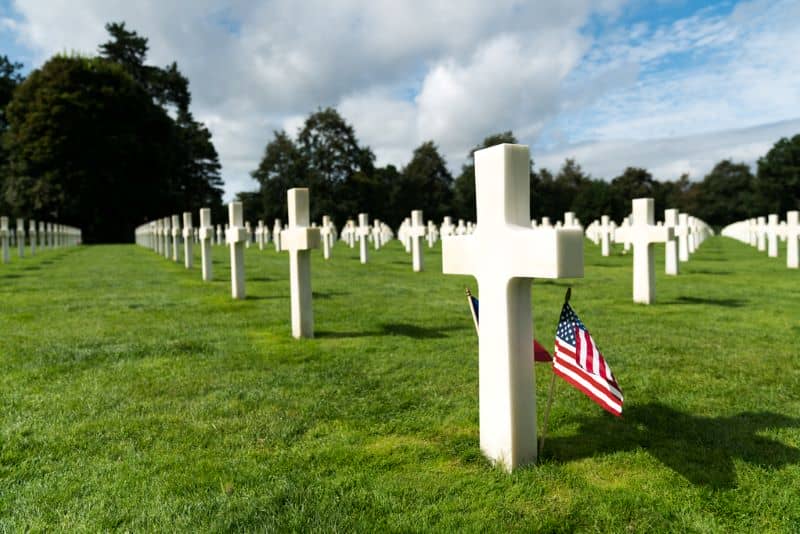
[554,354,624,400]
[553,360,623,413]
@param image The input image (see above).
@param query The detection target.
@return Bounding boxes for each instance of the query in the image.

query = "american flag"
[465,288,552,362]
[554,300,623,416]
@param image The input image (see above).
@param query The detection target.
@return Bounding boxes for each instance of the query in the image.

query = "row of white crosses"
[721,212,799,268]
[1,217,81,264]
[135,212,214,281]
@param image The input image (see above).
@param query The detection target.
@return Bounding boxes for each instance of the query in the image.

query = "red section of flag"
[553,301,623,416]
[534,339,552,362]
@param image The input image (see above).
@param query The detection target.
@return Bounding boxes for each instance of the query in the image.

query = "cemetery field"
[1,238,799,532]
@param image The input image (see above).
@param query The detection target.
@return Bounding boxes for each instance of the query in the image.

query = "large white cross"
[182,212,194,269]
[409,210,426,272]
[787,211,799,269]
[664,209,680,276]
[630,198,674,304]
[442,144,584,471]
[357,213,370,264]
[599,215,613,256]
[767,214,779,258]
[756,216,766,252]
[281,188,321,338]
[226,202,248,299]
[199,208,214,281]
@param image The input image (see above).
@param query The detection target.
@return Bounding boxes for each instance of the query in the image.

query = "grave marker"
[442,144,583,470]
[281,188,321,338]
[787,211,799,269]
[357,213,370,264]
[0,216,8,263]
[171,215,181,262]
[409,210,426,272]
[664,209,680,275]
[630,198,674,304]
[199,208,213,281]
[16,219,24,258]
[182,212,194,269]
[767,214,779,258]
[226,202,247,299]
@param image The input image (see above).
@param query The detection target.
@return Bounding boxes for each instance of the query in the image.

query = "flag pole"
[539,287,571,458]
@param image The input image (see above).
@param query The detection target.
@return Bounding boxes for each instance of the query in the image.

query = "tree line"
[1,22,798,242]
[242,110,800,230]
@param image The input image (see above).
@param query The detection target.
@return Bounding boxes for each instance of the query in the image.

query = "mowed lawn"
[1,235,799,532]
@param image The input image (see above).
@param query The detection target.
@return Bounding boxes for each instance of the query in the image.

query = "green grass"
[1,236,799,532]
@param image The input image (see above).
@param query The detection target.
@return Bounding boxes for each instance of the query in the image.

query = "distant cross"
[245,222,252,249]
[171,215,181,262]
[767,214,779,258]
[273,219,282,252]
[38,222,45,251]
[372,219,383,250]
[357,213,370,264]
[0,216,9,263]
[256,220,265,250]
[28,219,36,256]
[563,211,576,228]
[281,188,321,338]
[787,211,799,269]
[16,218,24,258]
[226,202,247,299]
[630,198,674,304]
[442,144,584,471]
[199,208,214,281]
[599,215,613,256]
[182,212,194,269]
[677,213,691,261]
[409,210,426,272]
[664,209,680,276]
[320,215,334,260]
[427,220,437,248]
[161,217,171,259]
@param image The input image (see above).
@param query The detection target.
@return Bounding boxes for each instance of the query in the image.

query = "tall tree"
[695,160,756,226]
[609,167,657,220]
[0,55,24,212]
[394,141,453,224]
[250,130,307,223]
[454,131,518,220]
[756,134,800,214]
[3,56,175,242]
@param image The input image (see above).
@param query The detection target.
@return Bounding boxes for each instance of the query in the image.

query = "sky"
[1,0,799,200]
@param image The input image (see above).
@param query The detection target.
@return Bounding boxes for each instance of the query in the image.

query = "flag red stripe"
[555,340,622,398]
[554,355,623,402]
[553,364,622,416]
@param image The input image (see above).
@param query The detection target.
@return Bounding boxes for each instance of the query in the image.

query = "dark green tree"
[393,141,453,224]
[250,130,307,223]
[3,56,175,242]
[453,131,518,220]
[0,55,24,213]
[756,134,800,214]
[609,167,657,220]
[695,160,756,226]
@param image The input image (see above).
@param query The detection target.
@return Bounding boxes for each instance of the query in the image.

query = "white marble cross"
[281,188,321,338]
[427,220,438,248]
[677,213,690,261]
[170,215,180,262]
[409,210,426,272]
[767,214,779,258]
[663,209,680,275]
[599,215,613,256]
[273,219,282,252]
[372,219,383,250]
[320,215,333,259]
[226,202,247,299]
[182,212,194,269]
[257,220,265,250]
[756,216,766,252]
[28,220,36,256]
[442,144,584,471]
[162,217,171,259]
[630,198,674,304]
[0,216,9,263]
[16,218,24,258]
[199,208,213,281]
[38,221,45,251]
[245,221,252,248]
[787,211,799,269]
[216,224,223,246]
[441,216,455,237]
[563,212,576,227]
[357,213,370,264]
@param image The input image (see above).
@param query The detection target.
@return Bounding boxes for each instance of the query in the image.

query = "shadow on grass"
[546,402,800,488]
[316,322,465,339]
[312,291,350,300]
[685,269,733,275]
[0,273,25,279]
[665,296,747,308]
[245,294,287,301]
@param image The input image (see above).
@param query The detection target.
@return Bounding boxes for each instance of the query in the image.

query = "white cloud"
[2,0,799,201]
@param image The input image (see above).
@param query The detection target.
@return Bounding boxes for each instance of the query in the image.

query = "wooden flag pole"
[539,287,571,457]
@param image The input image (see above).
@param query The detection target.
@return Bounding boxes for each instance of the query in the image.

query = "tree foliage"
[1,23,223,242]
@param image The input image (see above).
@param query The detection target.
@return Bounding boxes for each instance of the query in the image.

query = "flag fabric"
[465,288,553,363]
[553,300,623,416]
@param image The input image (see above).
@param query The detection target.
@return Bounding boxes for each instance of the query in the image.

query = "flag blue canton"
[556,303,585,346]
